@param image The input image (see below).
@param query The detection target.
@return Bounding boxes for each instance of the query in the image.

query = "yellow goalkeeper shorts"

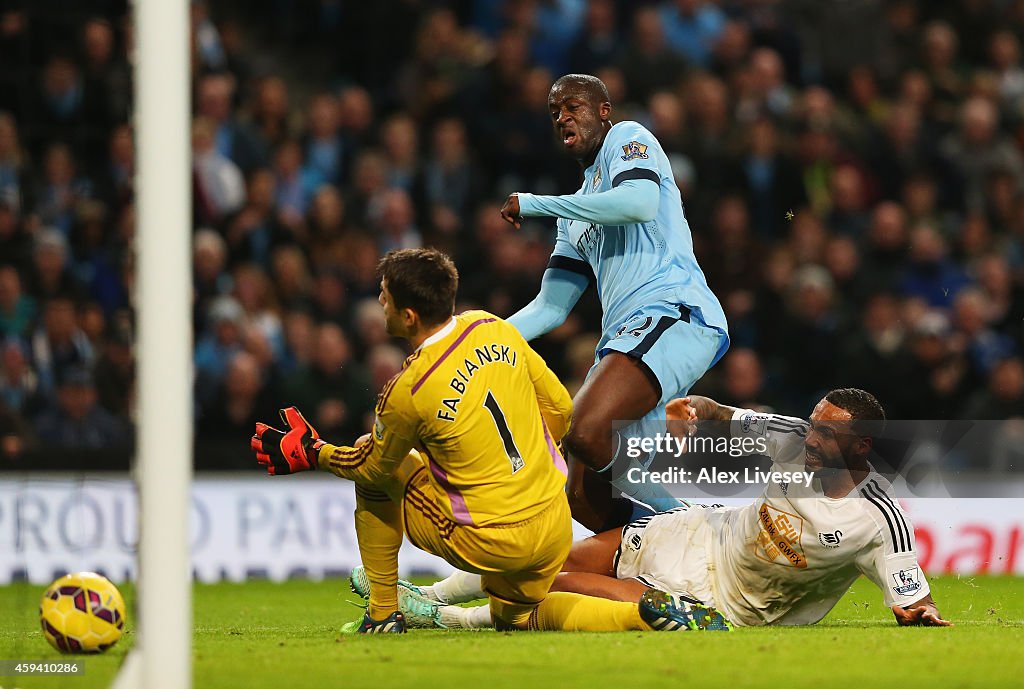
[400,463,572,625]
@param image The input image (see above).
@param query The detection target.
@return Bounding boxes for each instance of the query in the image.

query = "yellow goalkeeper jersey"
[320,310,572,527]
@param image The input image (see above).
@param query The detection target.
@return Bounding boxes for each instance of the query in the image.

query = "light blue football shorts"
[595,301,729,409]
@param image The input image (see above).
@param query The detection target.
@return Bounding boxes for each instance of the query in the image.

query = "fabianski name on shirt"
[436,344,518,422]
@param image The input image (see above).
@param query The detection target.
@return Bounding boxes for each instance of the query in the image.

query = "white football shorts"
[613,506,716,606]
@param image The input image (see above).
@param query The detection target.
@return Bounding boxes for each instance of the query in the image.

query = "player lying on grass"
[251,248,730,633]
[500,74,729,529]
[355,388,951,629]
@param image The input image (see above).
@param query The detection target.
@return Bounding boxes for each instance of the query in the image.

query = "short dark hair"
[825,388,886,436]
[550,74,611,104]
[377,248,458,327]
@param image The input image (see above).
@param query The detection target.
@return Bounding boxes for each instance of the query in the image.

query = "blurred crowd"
[3,0,1024,471]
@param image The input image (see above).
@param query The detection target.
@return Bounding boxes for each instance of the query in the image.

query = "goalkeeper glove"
[251,407,326,475]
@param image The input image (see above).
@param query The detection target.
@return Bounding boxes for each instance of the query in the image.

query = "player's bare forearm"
[665,396,741,447]
[691,395,737,422]
[891,593,952,626]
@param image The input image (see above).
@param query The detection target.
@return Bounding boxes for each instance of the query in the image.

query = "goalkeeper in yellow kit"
[251,248,729,633]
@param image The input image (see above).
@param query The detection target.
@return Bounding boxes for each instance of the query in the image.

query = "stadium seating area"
[2,0,1024,470]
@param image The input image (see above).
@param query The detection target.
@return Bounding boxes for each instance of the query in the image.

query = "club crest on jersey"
[620,141,649,161]
[818,530,843,548]
[627,533,642,551]
[892,567,922,596]
[373,416,385,441]
[592,167,602,189]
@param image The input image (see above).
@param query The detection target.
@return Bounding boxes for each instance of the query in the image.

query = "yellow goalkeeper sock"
[526,592,652,631]
[354,486,402,620]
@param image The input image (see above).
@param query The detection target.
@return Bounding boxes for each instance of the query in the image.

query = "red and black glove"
[251,407,326,475]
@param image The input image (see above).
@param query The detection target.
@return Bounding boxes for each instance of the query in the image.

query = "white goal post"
[111,1,193,687]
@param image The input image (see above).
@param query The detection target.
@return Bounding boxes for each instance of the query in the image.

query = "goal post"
[112,1,193,687]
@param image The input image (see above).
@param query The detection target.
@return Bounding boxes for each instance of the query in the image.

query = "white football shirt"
[697,409,931,626]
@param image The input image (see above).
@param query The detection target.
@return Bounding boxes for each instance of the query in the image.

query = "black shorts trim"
[634,574,656,588]
[601,305,692,402]
[628,316,676,358]
[626,305,692,358]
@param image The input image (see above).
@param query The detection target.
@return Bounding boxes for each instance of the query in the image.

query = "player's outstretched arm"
[507,179,659,226]
[891,593,953,627]
[315,412,416,487]
[507,266,589,341]
[252,404,415,487]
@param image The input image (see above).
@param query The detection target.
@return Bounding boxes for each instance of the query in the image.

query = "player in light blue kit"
[500,74,729,531]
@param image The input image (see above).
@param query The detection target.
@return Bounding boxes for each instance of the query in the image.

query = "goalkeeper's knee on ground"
[489,600,533,631]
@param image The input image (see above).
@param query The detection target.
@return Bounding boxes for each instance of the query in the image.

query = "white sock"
[416,584,441,602]
[440,604,493,629]
[422,570,485,604]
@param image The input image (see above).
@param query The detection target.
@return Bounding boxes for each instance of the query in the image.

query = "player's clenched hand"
[666,398,698,423]
[251,407,326,475]
[891,604,953,627]
[666,397,698,441]
[500,193,522,229]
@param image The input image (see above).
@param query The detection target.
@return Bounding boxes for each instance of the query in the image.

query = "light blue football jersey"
[550,121,727,344]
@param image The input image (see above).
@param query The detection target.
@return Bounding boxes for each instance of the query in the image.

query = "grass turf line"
[0,575,1021,689]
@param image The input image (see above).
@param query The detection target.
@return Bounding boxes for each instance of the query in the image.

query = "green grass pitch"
[1,575,1022,689]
